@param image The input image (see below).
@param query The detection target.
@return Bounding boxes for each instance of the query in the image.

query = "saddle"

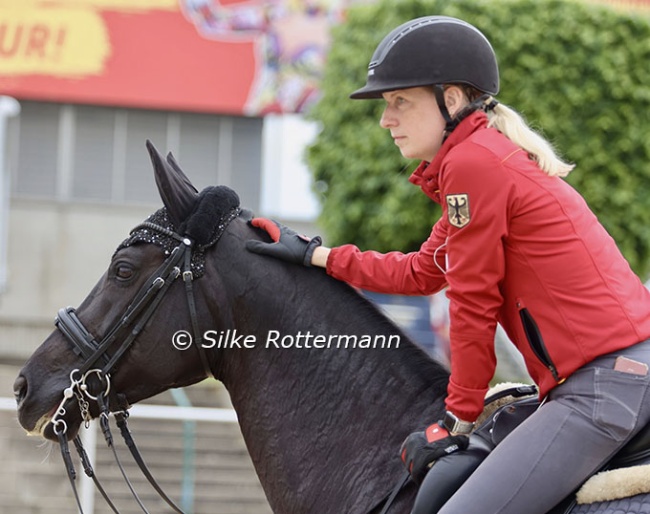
[412,384,650,514]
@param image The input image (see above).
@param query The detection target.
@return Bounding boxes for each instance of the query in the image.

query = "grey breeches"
[432,339,650,514]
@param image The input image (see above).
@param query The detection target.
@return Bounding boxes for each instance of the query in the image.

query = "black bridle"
[50,207,240,514]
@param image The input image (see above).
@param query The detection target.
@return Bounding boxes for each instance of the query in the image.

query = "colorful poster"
[0,0,360,115]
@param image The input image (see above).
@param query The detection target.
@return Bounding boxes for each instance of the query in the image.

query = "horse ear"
[166,151,198,191]
[146,140,198,228]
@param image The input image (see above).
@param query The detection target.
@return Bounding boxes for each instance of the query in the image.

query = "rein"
[50,207,239,514]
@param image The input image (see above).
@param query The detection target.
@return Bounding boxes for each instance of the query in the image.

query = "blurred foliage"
[306,0,650,278]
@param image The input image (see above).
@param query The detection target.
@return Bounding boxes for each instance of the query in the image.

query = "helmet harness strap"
[434,85,454,136]
[435,85,499,140]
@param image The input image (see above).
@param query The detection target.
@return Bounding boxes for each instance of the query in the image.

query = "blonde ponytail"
[485,99,575,177]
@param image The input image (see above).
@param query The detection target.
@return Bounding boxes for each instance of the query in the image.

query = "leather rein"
[49,208,240,514]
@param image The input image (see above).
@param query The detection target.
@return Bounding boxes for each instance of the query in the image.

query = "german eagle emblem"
[446,194,470,228]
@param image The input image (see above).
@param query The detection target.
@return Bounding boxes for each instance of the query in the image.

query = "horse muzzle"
[13,369,86,440]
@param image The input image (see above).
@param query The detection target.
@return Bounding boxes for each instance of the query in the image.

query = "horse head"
[13,141,246,441]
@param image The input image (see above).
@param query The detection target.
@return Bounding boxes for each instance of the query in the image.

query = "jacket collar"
[409,111,488,203]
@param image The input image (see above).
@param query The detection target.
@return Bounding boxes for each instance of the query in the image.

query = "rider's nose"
[13,374,27,406]
[380,105,397,129]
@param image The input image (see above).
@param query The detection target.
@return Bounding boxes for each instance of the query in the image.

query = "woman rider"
[246,15,650,513]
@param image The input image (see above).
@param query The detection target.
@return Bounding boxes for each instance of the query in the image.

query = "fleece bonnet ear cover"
[179,185,240,248]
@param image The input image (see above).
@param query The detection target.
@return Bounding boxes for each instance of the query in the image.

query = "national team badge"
[446,194,471,228]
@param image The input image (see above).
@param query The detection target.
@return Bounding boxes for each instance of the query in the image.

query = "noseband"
[50,206,240,514]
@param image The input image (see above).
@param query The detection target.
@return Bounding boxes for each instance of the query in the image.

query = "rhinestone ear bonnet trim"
[115,198,241,279]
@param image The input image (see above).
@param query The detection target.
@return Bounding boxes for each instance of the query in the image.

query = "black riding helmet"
[351,16,499,98]
[350,16,499,132]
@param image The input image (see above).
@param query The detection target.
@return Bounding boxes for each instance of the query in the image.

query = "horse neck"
[209,264,449,513]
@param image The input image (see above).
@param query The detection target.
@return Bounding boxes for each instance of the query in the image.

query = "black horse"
[13,142,650,514]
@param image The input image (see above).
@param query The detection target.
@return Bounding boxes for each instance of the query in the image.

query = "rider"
[246,15,650,513]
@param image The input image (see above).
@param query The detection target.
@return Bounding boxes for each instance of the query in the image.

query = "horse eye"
[115,264,134,281]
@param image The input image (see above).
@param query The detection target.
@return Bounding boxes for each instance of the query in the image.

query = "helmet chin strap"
[434,85,455,138]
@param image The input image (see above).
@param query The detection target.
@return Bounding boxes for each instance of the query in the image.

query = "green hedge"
[306,0,650,278]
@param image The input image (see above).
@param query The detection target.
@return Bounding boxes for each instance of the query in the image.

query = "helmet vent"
[368,16,488,69]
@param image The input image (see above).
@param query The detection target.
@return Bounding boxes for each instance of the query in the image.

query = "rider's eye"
[114,264,134,281]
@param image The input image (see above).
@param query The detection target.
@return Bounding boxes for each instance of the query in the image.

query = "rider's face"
[380,87,447,162]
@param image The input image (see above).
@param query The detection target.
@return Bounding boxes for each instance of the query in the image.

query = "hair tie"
[483,98,499,112]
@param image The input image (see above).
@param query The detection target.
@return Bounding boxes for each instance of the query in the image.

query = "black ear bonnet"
[116,185,241,278]
[178,185,240,247]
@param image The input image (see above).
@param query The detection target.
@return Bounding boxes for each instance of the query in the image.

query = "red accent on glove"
[401,451,415,474]
[425,423,449,443]
[251,217,281,242]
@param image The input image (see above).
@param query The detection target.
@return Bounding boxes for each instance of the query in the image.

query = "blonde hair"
[483,97,575,177]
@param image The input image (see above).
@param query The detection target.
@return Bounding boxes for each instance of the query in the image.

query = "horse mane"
[278,254,451,399]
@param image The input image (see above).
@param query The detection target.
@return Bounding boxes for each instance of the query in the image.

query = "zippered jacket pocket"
[518,303,564,383]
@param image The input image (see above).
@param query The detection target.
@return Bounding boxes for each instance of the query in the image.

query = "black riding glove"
[246,218,322,267]
[400,423,469,484]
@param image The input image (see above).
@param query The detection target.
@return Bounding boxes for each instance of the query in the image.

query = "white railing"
[0,396,239,421]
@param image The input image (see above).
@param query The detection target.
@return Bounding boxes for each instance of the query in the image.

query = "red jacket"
[326,111,650,421]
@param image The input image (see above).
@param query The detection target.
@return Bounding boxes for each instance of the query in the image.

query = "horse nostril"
[13,375,27,405]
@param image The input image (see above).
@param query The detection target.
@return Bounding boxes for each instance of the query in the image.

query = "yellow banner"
[0,8,110,76]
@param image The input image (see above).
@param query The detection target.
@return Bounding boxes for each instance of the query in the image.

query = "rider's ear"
[147,140,198,229]
[443,85,468,118]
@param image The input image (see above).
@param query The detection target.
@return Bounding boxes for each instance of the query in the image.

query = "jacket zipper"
[516,300,564,384]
